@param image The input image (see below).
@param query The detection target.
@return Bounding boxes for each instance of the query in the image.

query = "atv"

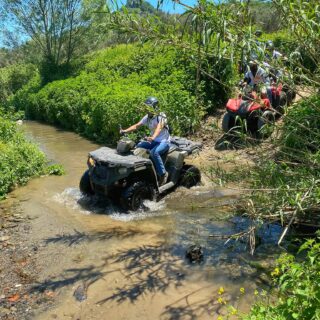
[79,136,202,211]
[222,87,275,136]
[270,82,296,114]
[222,83,295,136]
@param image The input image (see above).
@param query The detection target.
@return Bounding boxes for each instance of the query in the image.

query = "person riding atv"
[243,60,273,104]
[120,97,170,186]
[79,97,202,211]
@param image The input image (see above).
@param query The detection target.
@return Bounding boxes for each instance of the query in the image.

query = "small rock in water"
[185,245,204,264]
[73,284,87,302]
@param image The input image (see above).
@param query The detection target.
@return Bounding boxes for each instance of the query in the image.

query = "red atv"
[270,82,296,114]
[222,88,275,135]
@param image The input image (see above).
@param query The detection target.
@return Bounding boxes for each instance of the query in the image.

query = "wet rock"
[73,284,87,302]
[185,245,204,264]
[176,272,185,280]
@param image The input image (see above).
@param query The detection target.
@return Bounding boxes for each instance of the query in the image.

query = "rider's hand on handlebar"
[238,80,245,88]
[146,136,153,143]
[120,129,125,136]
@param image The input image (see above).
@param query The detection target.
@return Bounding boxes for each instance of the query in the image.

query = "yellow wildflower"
[218,287,225,295]
[271,267,280,277]
[217,316,224,320]
[217,297,226,305]
[229,306,237,315]
[240,287,245,294]
[254,290,259,296]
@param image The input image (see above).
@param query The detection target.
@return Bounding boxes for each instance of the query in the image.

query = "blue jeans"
[136,140,169,176]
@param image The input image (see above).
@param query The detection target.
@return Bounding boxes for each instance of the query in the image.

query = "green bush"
[0,63,38,105]
[282,95,320,156]
[13,44,233,143]
[243,233,320,320]
[0,116,48,198]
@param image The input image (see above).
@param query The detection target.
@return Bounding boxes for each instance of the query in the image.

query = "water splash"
[109,200,167,222]
[52,188,167,220]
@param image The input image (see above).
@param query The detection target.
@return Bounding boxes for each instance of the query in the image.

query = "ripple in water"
[53,188,167,221]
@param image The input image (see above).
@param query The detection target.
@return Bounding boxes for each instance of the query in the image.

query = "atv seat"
[161,144,177,163]
[141,144,177,163]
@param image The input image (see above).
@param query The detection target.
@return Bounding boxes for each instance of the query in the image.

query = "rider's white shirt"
[245,67,270,86]
[140,113,171,143]
[273,50,282,59]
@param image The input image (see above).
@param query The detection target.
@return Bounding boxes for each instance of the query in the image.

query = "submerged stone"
[185,245,204,264]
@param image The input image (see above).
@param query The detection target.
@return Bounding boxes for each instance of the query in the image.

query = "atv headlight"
[118,167,127,175]
[87,157,95,167]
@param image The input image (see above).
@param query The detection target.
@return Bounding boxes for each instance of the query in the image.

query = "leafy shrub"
[0,116,48,198]
[0,63,38,105]
[243,232,320,320]
[281,95,320,158]
[13,44,233,143]
[45,164,65,176]
[0,113,65,198]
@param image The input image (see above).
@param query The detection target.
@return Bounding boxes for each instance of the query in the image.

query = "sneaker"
[159,172,169,186]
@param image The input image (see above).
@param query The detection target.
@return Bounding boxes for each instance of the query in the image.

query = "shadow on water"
[161,288,225,320]
[97,245,184,304]
[44,227,145,246]
[30,236,274,318]
[30,266,104,293]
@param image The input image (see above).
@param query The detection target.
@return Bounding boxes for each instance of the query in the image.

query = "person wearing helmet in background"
[265,40,283,60]
[242,60,273,104]
[120,97,170,185]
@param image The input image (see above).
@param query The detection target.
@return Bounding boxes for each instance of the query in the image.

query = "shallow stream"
[4,121,284,320]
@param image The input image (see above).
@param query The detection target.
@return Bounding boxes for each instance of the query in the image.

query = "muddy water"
[6,122,283,320]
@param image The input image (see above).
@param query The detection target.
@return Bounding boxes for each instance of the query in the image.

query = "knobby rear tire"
[179,165,201,188]
[120,181,153,211]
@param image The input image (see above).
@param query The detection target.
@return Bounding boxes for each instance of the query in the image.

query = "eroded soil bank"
[0,122,283,320]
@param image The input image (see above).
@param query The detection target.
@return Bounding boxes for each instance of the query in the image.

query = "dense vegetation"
[0,0,319,318]
[0,63,37,105]
[0,111,47,198]
[11,44,232,143]
[244,233,320,320]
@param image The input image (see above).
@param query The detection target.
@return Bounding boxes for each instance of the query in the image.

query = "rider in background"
[120,97,170,185]
[242,60,273,105]
[265,40,283,60]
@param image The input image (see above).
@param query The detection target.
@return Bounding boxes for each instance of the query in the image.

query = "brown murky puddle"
[2,122,283,320]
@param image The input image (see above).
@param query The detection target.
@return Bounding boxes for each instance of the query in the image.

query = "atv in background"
[270,82,296,115]
[222,87,275,136]
[80,137,201,211]
[222,82,295,136]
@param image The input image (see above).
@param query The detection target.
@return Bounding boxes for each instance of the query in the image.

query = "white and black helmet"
[144,97,159,110]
